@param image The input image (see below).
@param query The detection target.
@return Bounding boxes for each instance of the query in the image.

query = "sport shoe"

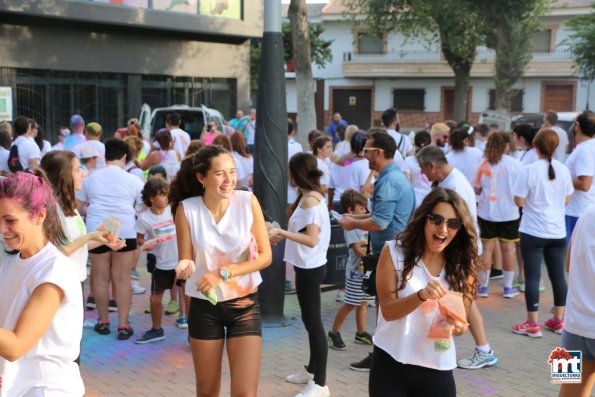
[165,300,179,315]
[355,332,373,345]
[131,269,140,280]
[513,277,525,292]
[144,304,151,314]
[176,316,189,329]
[108,299,118,312]
[512,321,542,337]
[135,328,164,344]
[457,348,499,369]
[286,367,313,384]
[117,326,134,340]
[503,287,520,299]
[327,331,346,350]
[86,296,96,311]
[94,321,110,335]
[543,317,563,334]
[349,353,372,372]
[294,380,330,397]
[539,280,545,293]
[131,280,146,295]
[285,280,297,294]
[335,289,344,302]
[489,269,503,279]
[477,286,489,298]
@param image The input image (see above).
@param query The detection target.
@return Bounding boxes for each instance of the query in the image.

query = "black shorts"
[151,268,176,295]
[478,217,520,242]
[188,292,262,340]
[89,238,138,254]
[146,253,156,273]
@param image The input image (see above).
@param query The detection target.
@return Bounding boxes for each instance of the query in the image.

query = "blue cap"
[70,114,85,128]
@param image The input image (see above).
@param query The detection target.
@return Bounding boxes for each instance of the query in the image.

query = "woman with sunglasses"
[369,187,478,397]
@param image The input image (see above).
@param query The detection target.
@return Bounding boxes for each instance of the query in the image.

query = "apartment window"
[488,89,524,112]
[532,29,552,52]
[357,32,384,55]
[393,89,425,111]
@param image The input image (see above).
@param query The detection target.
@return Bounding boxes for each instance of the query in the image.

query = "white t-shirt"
[551,125,569,163]
[401,156,431,209]
[0,243,84,397]
[512,159,574,239]
[73,140,106,169]
[157,149,181,182]
[387,129,413,158]
[284,197,331,269]
[565,139,595,217]
[41,140,52,156]
[288,138,304,204]
[12,135,41,170]
[57,205,88,282]
[182,191,262,302]
[518,148,539,166]
[475,155,522,222]
[565,204,595,338]
[136,207,178,270]
[233,152,254,189]
[373,241,457,370]
[334,141,351,158]
[77,165,144,239]
[124,162,145,183]
[0,147,9,171]
[317,157,331,204]
[170,127,191,159]
[349,158,371,191]
[439,168,482,255]
[328,162,351,200]
[245,119,256,145]
[446,147,484,185]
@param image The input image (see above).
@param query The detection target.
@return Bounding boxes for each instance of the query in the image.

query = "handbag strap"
[366,232,372,255]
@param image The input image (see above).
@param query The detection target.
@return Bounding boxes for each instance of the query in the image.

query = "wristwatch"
[219,267,230,281]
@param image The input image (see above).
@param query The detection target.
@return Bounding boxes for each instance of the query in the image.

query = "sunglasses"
[362,147,381,153]
[427,213,463,231]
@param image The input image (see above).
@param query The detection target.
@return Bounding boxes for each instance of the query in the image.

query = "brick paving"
[80,266,591,397]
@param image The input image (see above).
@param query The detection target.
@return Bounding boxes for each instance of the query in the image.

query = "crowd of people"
[0,106,593,397]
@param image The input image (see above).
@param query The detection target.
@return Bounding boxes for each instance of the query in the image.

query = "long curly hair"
[396,187,478,306]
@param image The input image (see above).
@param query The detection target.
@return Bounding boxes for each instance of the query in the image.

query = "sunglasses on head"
[427,213,463,231]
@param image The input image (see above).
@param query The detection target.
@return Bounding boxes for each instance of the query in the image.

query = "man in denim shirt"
[338,129,414,371]
[339,129,414,253]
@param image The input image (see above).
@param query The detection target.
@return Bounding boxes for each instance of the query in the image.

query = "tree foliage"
[476,0,550,111]
[564,4,595,83]
[250,22,333,93]
[346,0,483,122]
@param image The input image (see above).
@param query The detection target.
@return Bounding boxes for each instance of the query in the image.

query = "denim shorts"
[562,330,595,360]
[188,292,262,340]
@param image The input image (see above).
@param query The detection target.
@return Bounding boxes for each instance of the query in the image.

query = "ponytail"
[547,158,556,180]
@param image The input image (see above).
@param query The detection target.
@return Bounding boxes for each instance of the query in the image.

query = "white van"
[139,103,225,141]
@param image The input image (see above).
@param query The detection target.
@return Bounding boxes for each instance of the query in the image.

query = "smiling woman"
[369,187,478,397]
[0,171,85,396]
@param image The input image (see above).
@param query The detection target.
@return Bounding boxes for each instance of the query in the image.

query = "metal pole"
[253,0,290,324]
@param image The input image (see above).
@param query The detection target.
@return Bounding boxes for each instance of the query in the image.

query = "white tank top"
[158,149,180,181]
[182,190,262,302]
[373,240,457,371]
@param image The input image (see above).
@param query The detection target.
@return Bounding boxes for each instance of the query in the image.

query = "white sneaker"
[131,280,146,295]
[295,380,330,397]
[286,367,313,384]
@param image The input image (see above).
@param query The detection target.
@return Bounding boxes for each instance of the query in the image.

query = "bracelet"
[417,289,427,302]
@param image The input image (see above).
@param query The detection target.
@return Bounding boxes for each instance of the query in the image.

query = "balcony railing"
[342,50,575,63]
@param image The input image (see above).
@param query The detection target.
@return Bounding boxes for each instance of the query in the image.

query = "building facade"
[0,0,262,138]
[285,0,594,130]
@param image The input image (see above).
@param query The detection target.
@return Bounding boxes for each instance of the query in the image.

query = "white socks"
[503,271,515,289]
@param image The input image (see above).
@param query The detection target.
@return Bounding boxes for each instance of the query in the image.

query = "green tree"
[346,0,483,122]
[477,0,550,112]
[564,4,595,88]
[250,21,333,94]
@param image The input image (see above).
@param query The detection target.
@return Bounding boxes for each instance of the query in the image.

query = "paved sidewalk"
[81,270,587,397]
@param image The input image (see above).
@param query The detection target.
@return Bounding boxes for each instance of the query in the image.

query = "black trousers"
[294,265,328,386]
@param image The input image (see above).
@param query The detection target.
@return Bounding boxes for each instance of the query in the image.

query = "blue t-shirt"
[370,162,415,254]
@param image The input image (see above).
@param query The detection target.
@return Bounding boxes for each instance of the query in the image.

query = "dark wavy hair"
[288,152,323,216]
[349,130,367,155]
[40,150,78,217]
[168,145,229,216]
[142,177,169,208]
[448,128,470,151]
[396,187,478,307]
[484,131,509,165]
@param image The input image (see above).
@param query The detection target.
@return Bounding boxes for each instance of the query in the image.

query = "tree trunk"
[453,64,471,122]
[289,0,316,148]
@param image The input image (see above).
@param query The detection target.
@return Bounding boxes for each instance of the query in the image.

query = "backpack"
[8,144,23,173]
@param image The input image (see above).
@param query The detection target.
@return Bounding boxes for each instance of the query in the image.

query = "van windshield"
[152,110,205,140]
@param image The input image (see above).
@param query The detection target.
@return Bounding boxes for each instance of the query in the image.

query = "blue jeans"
[520,232,567,312]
